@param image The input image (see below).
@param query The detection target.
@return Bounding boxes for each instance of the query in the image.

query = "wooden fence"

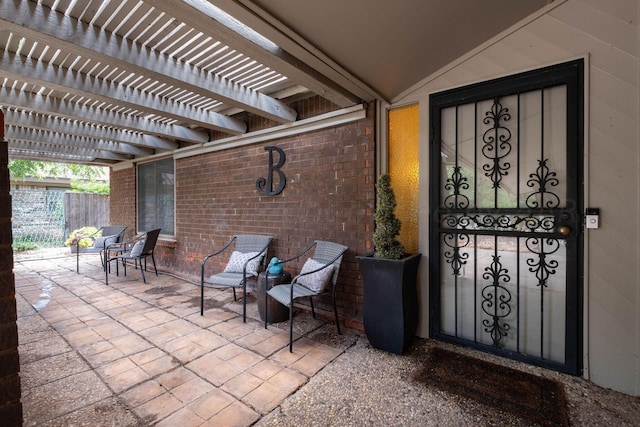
[64,192,110,235]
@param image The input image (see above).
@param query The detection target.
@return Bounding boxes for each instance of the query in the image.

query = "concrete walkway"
[14,248,640,426]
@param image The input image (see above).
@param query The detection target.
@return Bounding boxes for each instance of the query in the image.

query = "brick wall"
[0,114,23,426]
[111,100,375,327]
[109,162,137,242]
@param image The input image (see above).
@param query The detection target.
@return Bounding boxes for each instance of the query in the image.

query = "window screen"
[137,158,174,235]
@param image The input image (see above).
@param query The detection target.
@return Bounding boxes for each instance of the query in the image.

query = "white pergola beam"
[3,109,154,156]
[0,86,195,147]
[0,0,298,124]
[0,50,247,135]
[7,125,150,157]
[147,0,362,107]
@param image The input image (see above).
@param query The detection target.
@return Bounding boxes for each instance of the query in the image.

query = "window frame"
[136,156,176,238]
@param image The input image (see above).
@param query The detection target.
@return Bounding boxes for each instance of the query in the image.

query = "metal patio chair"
[75,225,127,273]
[200,234,273,322]
[264,240,348,352]
[104,228,161,285]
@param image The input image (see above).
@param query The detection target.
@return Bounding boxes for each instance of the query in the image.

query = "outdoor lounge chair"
[75,225,127,273]
[264,240,348,352]
[104,228,161,285]
[201,234,273,322]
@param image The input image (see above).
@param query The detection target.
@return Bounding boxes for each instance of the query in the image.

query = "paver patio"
[14,249,351,426]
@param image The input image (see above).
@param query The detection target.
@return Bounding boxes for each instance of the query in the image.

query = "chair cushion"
[297,259,334,293]
[93,235,117,249]
[130,240,145,256]
[205,272,247,287]
[224,251,261,275]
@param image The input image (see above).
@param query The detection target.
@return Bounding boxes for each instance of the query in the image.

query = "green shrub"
[64,226,100,247]
[12,240,39,252]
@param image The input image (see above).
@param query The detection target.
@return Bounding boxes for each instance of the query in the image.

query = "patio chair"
[104,228,161,285]
[264,240,348,352]
[201,234,273,322]
[75,225,127,273]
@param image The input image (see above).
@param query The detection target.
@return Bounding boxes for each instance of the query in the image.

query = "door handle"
[558,225,571,236]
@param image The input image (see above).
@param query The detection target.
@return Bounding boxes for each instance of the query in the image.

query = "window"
[138,158,175,236]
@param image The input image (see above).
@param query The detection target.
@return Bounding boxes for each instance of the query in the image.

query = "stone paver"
[15,249,346,426]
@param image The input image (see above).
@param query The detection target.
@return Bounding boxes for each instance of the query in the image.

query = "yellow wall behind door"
[388,104,419,254]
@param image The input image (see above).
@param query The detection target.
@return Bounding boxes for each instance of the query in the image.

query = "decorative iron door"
[429,60,583,374]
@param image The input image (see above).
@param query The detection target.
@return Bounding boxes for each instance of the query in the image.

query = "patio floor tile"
[171,376,215,404]
[120,379,166,407]
[221,371,264,399]
[187,389,236,420]
[15,250,345,426]
[207,400,260,427]
[133,391,183,422]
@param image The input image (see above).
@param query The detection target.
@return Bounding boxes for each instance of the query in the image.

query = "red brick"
[110,98,375,327]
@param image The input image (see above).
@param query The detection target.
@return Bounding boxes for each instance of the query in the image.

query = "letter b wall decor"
[256,146,286,196]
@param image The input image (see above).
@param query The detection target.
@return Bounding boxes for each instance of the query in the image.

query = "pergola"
[0,0,548,166]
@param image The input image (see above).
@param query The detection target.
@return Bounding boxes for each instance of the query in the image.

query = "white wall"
[396,0,640,395]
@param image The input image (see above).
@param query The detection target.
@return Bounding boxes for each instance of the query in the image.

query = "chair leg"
[232,288,237,301]
[289,301,294,352]
[200,282,205,316]
[264,287,268,329]
[105,258,109,285]
[242,282,246,323]
[333,297,341,335]
[151,254,158,275]
[310,297,316,319]
[139,258,146,283]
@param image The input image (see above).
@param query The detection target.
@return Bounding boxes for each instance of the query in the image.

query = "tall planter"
[357,252,421,355]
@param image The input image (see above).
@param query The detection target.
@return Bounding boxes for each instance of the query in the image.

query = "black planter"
[356,252,421,355]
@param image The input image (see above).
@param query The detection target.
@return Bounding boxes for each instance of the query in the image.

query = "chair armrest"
[291,247,346,285]
[107,233,141,252]
[201,236,236,267]
[265,241,317,281]
[200,237,237,284]
[272,241,317,268]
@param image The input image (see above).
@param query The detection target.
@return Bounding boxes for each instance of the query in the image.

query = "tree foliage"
[71,179,110,195]
[9,160,109,194]
[9,160,107,181]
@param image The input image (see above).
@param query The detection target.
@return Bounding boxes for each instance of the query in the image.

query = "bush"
[12,240,39,252]
[64,226,100,248]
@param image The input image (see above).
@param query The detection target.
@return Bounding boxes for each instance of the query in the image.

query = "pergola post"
[0,110,23,426]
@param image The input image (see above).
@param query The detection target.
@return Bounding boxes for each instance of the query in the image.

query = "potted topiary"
[356,174,421,354]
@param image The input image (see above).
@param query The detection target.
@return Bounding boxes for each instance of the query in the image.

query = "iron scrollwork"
[442,232,469,276]
[526,237,560,287]
[443,166,470,209]
[482,101,512,189]
[526,159,560,208]
[481,254,512,347]
[440,213,555,232]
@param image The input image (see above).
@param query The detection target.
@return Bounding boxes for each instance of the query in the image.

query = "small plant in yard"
[64,226,100,248]
[12,239,39,252]
[373,174,405,260]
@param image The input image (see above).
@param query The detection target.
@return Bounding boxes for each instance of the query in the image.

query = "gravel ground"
[258,336,640,426]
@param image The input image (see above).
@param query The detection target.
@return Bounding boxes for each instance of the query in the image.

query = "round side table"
[256,271,291,323]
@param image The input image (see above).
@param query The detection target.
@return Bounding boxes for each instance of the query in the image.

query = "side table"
[257,271,291,324]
